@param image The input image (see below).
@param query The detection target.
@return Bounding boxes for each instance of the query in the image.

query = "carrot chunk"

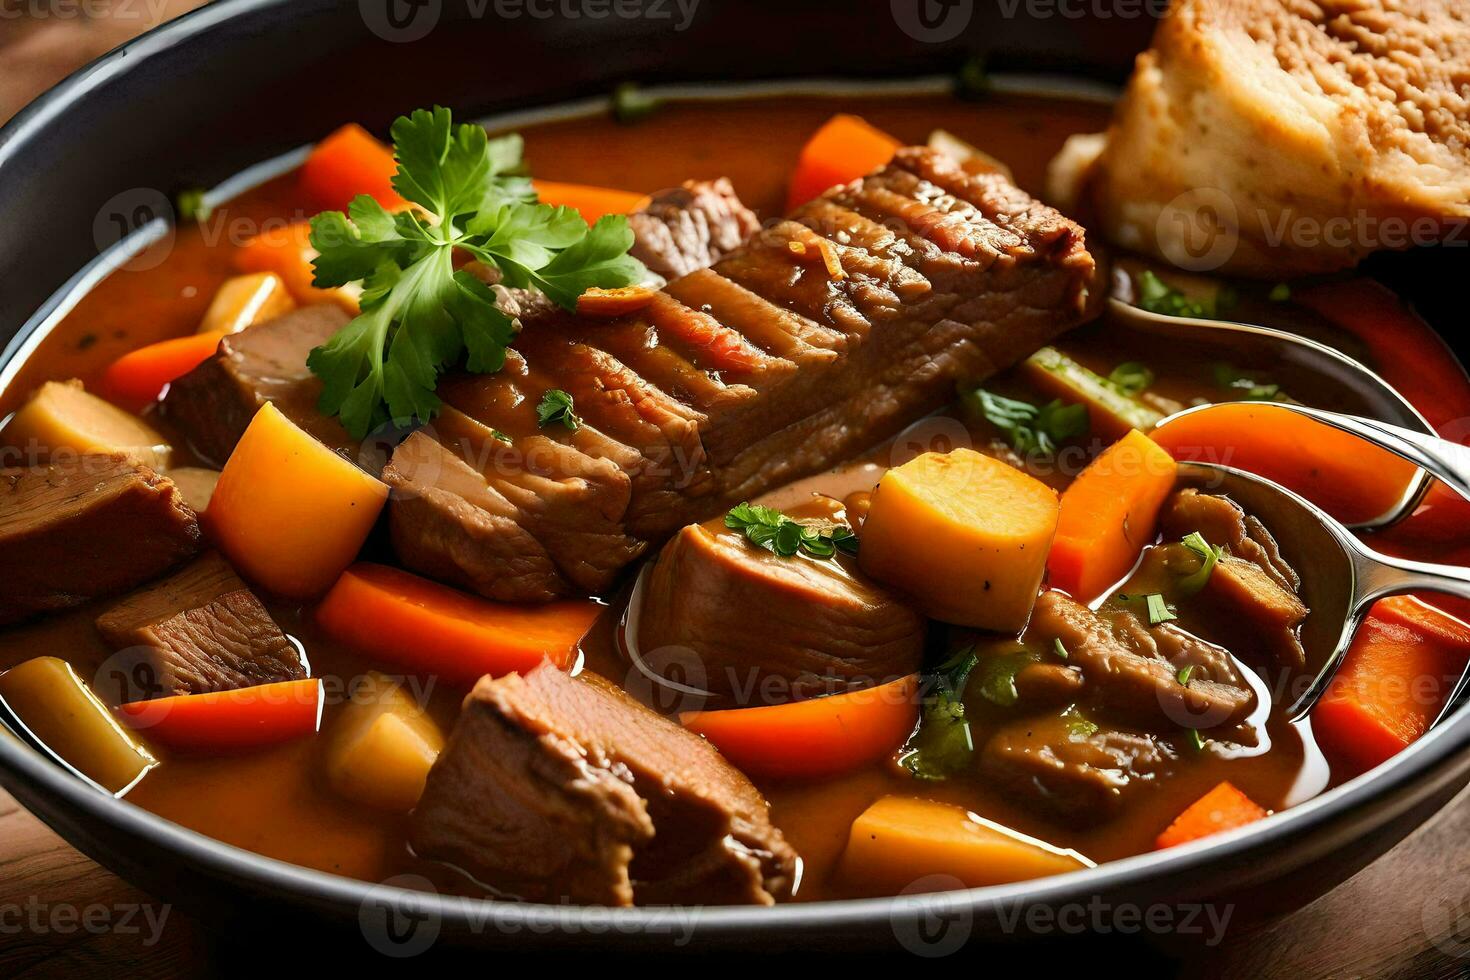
[680,675,919,780]
[531,179,648,224]
[316,563,600,686]
[298,123,406,213]
[205,403,388,598]
[787,114,901,211]
[1155,781,1268,849]
[1151,402,1418,527]
[1313,596,1470,775]
[99,331,227,408]
[117,678,323,754]
[1048,429,1178,603]
[235,221,360,312]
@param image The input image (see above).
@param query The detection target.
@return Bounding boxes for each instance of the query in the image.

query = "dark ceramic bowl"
[1,0,1467,954]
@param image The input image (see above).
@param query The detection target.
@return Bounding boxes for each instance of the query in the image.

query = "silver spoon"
[1106,297,1436,527]
[1175,461,1470,723]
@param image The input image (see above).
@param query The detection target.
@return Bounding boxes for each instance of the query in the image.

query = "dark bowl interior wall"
[2,0,1469,953]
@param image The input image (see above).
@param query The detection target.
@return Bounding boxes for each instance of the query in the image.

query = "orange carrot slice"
[1048,429,1178,603]
[680,674,919,780]
[99,331,226,407]
[1313,595,1470,775]
[298,123,406,213]
[316,563,601,686]
[117,679,323,754]
[531,179,647,224]
[1155,781,1268,849]
[787,114,901,211]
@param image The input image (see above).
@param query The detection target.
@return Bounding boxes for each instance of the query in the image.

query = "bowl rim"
[3,0,1470,940]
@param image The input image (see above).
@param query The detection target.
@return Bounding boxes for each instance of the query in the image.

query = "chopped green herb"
[1212,362,1284,401]
[1177,665,1194,686]
[611,82,660,124]
[306,106,647,439]
[490,429,513,444]
[1268,282,1292,302]
[1137,270,1234,320]
[974,652,1030,708]
[899,648,979,781]
[723,502,857,561]
[971,389,1089,456]
[1186,728,1206,752]
[1052,638,1069,661]
[1177,530,1225,595]
[955,55,990,101]
[175,187,211,223]
[1064,708,1099,741]
[536,389,581,431]
[1145,593,1177,625]
[1108,361,1155,396]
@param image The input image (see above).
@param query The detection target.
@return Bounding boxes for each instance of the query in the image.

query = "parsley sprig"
[723,502,858,560]
[306,107,648,439]
[899,647,979,781]
[971,389,1089,456]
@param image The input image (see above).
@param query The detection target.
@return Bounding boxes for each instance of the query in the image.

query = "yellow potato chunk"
[197,272,296,335]
[2,379,171,469]
[859,449,1060,630]
[324,672,444,813]
[0,657,157,794]
[841,795,1092,893]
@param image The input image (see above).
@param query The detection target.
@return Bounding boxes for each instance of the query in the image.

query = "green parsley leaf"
[900,648,979,781]
[1186,728,1206,752]
[306,106,647,438]
[723,502,858,561]
[1177,665,1194,686]
[1177,530,1225,595]
[1053,638,1069,661]
[536,389,581,431]
[1211,362,1285,402]
[1137,270,1235,320]
[1145,593,1177,625]
[612,82,660,124]
[975,651,1030,707]
[1108,361,1154,396]
[175,187,211,223]
[972,389,1089,456]
[1063,706,1099,741]
[491,429,513,444]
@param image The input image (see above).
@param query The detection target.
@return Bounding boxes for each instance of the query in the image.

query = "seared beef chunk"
[0,454,199,625]
[982,714,1176,821]
[95,552,305,700]
[628,178,762,280]
[1033,591,1255,730]
[388,148,1098,600]
[636,517,924,706]
[163,305,358,467]
[411,663,797,906]
[1161,489,1308,668]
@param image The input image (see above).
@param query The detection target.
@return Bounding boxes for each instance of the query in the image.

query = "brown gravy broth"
[0,92,1451,903]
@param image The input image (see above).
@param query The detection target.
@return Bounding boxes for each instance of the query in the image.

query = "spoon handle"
[1256,403,1470,502]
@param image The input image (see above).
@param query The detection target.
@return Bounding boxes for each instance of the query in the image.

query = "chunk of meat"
[1162,489,1308,668]
[393,148,1099,600]
[163,305,360,468]
[635,518,924,706]
[982,713,1177,822]
[1085,0,1470,276]
[1033,591,1255,730]
[410,663,797,906]
[0,454,200,625]
[628,178,762,280]
[94,552,305,700]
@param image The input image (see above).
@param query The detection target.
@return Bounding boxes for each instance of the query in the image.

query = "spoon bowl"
[1175,461,1470,721]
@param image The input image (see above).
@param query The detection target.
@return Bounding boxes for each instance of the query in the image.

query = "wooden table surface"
[2,782,1469,976]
